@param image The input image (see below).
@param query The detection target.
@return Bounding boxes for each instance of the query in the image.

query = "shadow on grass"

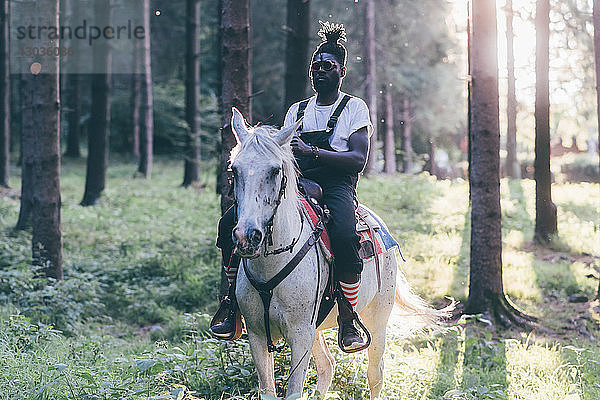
[507,179,590,336]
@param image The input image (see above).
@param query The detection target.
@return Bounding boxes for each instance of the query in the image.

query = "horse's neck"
[250,195,307,279]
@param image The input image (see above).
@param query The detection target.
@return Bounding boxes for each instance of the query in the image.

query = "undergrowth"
[0,159,599,399]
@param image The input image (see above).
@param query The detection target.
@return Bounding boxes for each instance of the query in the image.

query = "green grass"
[1,159,599,399]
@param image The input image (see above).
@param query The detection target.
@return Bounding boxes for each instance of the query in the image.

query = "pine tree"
[183,0,202,187]
[284,0,310,110]
[81,0,112,206]
[138,0,154,178]
[534,0,557,243]
[0,0,9,188]
[465,0,535,327]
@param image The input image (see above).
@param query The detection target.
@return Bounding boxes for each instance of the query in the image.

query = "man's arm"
[290,127,370,174]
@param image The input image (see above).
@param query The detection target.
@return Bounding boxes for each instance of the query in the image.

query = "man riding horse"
[211,21,372,351]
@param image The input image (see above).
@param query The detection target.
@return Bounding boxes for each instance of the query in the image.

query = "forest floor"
[0,157,599,399]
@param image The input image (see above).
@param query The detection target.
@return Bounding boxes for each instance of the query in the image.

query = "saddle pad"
[356,204,399,252]
[356,205,381,232]
[298,196,333,263]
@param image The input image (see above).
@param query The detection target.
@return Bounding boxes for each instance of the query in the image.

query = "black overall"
[293,95,363,282]
[217,95,363,283]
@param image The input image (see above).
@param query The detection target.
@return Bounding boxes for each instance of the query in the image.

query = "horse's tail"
[393,266,456,331]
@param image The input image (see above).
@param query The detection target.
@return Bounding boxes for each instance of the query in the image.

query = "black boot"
[210,282,242,340]
[337,293,370,353]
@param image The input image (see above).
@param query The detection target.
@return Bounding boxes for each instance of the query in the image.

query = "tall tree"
[594,0,600,177]
[219,0,251,215]
[504,0,519,178]
[131,38,141,160]
[0,0,9,188]
[363,0,378,175]
[467,0,473,198]
[401,97,413,173]
[182,0,202,187]
[284,0,310,111]
[15,75,34,230]
[382,86,396,174]
[465,0,533,326]
[219,0,251,296]
[63,0,81,158]
[534,0,557,243]
[28,0,62,279]
[138,0,154,178]
[81,0,112,206]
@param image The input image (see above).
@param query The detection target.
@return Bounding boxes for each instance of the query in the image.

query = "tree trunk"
[0,0,9,187]
[219,0,251,297]
[534,0,557,243]
[219,0,251,215]
[131,38,141,160]
[29,0,62,280]
[81,0,112,206]
[364,0,378,175]
[505,0,520,178]
[183,0,201,187]
[594,0,600,180]
[401,97,413,173]
[64,74,81,158]
[465,0,534,327]
[383,87,396,174]
[138,0,153,178]
[63,0,81,158]
[284,0,310,111]
[15,75,33,230]
[467,0,473,200]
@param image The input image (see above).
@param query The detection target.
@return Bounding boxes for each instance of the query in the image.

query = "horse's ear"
[274,117,303,146]
[231,107,251,145]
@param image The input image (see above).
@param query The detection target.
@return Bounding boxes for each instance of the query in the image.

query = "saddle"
[297,177,385,268]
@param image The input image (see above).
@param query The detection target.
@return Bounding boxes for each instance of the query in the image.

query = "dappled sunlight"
[505,340,574,399]
[378,337,446,399]
[502,250,542,302]
[402,231,464,300]
[504,229,525,249]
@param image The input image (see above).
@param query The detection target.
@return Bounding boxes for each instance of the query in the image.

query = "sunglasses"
[310,60,337,72]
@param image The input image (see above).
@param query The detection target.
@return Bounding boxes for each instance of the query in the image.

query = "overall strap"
[296,99,310,131]
[326,94,352,133]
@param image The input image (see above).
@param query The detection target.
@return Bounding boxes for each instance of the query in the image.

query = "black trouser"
[216,174,363,284]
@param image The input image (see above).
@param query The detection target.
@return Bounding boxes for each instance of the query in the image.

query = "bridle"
[235,171,302,258]
[235,167,324,353]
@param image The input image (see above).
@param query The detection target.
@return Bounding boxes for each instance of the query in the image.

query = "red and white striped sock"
[340,280,360,310]
[225,253,239,285]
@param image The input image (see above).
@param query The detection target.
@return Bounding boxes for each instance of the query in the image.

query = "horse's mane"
[231,125,300,209]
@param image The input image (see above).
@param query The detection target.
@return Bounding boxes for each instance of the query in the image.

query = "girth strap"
[242,224,323,353]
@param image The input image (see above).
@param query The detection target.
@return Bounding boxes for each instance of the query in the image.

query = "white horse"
[229,108,451,399]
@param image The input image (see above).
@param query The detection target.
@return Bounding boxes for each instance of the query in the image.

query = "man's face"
[310,52,345,94]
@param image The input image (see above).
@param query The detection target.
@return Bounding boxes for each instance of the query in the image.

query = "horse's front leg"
[247,332,276,397]
[285,326,316,398]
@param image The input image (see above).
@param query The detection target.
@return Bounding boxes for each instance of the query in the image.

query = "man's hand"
[291,134,312,156]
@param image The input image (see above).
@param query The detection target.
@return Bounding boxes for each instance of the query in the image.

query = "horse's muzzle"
[233,226,263,258]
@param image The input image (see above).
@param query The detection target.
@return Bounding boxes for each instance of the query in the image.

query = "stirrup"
[337,312,371,353]
[209,297,244,341]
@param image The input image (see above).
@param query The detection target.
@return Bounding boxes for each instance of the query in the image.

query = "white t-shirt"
[283,92,373,152]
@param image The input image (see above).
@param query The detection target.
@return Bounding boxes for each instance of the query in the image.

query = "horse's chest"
[237,277,318,337]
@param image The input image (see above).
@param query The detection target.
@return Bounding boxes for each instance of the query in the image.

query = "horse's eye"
[270,167,281,177]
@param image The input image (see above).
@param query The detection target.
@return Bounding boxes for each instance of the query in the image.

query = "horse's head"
[229,108,302,258]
